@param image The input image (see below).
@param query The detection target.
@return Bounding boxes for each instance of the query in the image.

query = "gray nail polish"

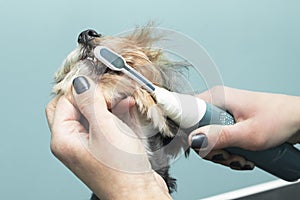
[242,164,254,170]
[230,161,242,170]
[73,76,90,94]
[212,154,225,161]
[191,134,208,149]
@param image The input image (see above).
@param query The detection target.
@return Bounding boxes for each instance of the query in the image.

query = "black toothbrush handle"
[198,103,300,181]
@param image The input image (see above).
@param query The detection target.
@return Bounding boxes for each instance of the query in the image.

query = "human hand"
[189,86,300,170]
[46,76,170,200]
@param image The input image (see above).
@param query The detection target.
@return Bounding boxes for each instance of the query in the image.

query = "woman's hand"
[46,76,171,200]
[189,86,300,170]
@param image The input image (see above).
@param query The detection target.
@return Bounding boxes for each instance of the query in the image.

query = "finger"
[72,76,151,172]
[204,149,230,162]
[72,76,111,123]
[189,123,256,171]
[45,96,60,130]
[49,95,90,166]
[203,150,255,170]
[72,76,141,151]
[222,155,255,170]
[189,122,251,151]
[51,96,82,137]
[242,161,255,170]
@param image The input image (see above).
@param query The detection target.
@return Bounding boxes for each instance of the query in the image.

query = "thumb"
[72,75,139,146]
[72,76,111,123]
[188,123,248,153]
[72,76,151,173]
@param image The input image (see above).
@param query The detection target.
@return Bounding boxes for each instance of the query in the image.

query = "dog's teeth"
[94,57,98,63]
[87,57,93,61]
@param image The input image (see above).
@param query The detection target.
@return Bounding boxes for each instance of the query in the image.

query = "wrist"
[116,171,171,200]
[71,149,170,200]
[91,169,172,200]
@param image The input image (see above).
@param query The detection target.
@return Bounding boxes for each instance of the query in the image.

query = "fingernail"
[73,76,90,94]
[212,154,225,162]
[242,164,254,170]
[191,134,208,149]
[229,161,242,170]
[242,162,255,170]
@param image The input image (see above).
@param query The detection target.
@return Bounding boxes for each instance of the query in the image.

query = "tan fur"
[52,26,187,137]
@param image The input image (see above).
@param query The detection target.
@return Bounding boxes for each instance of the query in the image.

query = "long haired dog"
[53,26,191,199]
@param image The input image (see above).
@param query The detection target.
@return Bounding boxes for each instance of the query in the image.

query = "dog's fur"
[53,25,191,199]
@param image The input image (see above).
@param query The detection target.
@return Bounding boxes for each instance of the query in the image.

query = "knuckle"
[77,95,94,114]
[50,139,61,158]
[50,137,71,160]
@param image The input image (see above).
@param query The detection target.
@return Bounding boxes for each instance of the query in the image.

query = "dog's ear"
[133,88,174,137]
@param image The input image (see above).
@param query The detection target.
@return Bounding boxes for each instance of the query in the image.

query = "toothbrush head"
[94,46,156,93]
[94,46,126,71]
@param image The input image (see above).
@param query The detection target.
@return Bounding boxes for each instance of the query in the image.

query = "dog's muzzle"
[78,29,101,45]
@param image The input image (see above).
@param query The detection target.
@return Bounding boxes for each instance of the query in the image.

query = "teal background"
[1,0,300,199]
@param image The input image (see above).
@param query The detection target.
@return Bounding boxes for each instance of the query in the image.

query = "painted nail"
[229,161,242,170]
[191,134,208,149]
[242,161,255,170]
[212,154,225,162]
[242,164,254,170]
[73,76,90,94]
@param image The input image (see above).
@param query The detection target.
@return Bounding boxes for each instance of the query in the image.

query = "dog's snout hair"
[53,24,191,200]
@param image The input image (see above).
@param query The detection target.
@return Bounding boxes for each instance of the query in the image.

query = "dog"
[52,25,191,199]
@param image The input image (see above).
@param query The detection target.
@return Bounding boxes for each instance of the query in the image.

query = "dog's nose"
[78,29,101,44]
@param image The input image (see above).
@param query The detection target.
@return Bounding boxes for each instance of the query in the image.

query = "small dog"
[53,25,191,199]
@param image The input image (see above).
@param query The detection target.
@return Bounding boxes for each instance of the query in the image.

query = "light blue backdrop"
[1,0,299,199]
